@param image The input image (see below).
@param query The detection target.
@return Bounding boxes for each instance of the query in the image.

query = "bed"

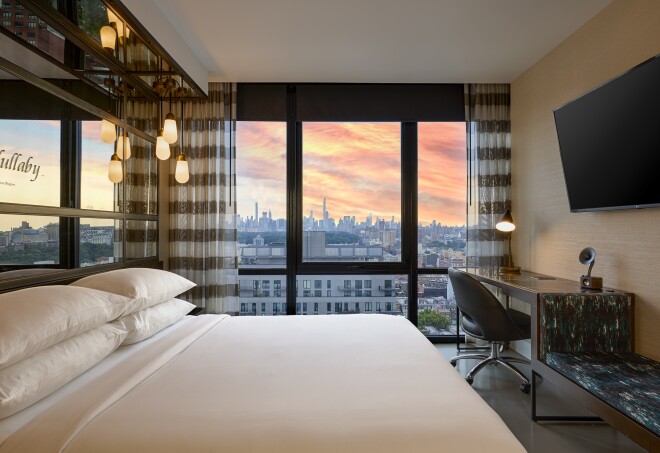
[0,269,525,452]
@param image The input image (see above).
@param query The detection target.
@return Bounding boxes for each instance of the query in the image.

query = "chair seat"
[462,308,531,341]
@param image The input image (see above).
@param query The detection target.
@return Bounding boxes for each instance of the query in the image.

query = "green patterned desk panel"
[539,293,633,361]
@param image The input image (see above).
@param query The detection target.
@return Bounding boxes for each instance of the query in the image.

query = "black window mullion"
[402,122,418,327]
[285,85,298,315]
[59,119,80,268]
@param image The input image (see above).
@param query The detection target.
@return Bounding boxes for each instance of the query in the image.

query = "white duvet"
[1,314,525,452]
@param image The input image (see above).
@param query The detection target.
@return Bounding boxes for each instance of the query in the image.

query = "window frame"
[237,84,464,340]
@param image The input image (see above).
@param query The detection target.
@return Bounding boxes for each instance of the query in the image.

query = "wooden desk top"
[462,268,628,302]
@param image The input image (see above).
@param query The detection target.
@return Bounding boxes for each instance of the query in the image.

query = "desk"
[458,269,634,416]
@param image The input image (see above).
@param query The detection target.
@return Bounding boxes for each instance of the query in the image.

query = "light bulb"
[116,132,131,160]
[155,130,171,160]
[163,112,178,144]
[108,153,122,183]
[100,119,116,143]
[175,153,189,183]
[100,25,116,51]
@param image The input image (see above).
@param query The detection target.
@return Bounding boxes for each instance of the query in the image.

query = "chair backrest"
[448,268,523,341]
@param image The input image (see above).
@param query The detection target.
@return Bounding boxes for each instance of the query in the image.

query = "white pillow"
[70,268,196,316]
[0,285,130,370]
[0,323,127,419]
[112,298,195,345]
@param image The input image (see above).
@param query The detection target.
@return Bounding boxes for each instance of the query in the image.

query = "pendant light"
[156,130,170,160]
[174,99,189,183]
[163,112,177,144]
[155,100,170,160]
[100,25,116,52]
[107,8,130,43]
[100,119,116,143]
[116,131,131,160]
[175,153,189,183]
[108,153,122,183]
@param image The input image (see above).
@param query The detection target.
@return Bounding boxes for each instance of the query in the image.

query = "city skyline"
[236,121,466,227]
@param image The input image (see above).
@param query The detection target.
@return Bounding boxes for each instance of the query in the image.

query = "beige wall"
[511,0,660,360]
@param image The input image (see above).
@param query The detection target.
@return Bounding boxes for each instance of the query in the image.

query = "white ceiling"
[150,0,611,84]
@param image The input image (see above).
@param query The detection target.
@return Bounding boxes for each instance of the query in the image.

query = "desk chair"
[448,268,531,393]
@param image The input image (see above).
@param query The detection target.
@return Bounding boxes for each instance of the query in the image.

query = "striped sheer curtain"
[465,84,511,269]
[124,101,158,259]
[169,83,239,314]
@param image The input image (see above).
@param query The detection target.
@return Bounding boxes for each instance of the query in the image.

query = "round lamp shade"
[100,119,116,144]
[163,113,178,144]
[175,154,189,183]
[116,132,131,160]
[155,132,171,160]
[108,154,122,183]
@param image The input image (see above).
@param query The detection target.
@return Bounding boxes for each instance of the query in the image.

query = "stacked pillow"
[0,268,196,419]
[0,286,131,418]
[70,268,196,345]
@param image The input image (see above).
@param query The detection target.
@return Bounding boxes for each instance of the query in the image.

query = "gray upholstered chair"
[448,268,531,393]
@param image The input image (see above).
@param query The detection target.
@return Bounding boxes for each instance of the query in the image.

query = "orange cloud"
[236,121,466,226]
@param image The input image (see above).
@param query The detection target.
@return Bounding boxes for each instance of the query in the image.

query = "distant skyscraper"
[255,202,258,225]
[323,197,328,229]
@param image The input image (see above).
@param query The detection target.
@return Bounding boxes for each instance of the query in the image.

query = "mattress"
[0,314,525,452]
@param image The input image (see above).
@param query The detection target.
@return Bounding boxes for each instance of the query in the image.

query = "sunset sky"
[236,121,466,227]
[0,120,113,231]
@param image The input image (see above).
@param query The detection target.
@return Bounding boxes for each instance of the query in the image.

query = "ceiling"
[150,0,611,84]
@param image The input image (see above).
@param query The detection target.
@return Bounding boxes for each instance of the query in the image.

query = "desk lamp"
[496,209,521,274]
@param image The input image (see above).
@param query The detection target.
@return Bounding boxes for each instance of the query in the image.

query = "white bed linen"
[0,315,202,444]
[0,314,525,452]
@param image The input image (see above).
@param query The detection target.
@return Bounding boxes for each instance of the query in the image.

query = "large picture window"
[236,84,465,338]
[302,122,401,263]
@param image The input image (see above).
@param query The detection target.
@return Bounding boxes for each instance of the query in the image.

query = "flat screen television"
[553,55,660,212]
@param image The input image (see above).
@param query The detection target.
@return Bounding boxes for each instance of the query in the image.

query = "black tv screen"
[554,55,660,212]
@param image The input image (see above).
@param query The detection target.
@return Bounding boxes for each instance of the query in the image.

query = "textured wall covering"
[511,0,660,360]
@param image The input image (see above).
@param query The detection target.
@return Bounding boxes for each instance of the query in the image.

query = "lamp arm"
[508,232,515,268]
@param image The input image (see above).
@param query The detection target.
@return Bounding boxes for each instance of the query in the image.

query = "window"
[236,122,286,270]
[0,215,59,265]
[80,121,117,212]
[14,21,22,27]
[15,12,22,19]
[261,302,266,313]
[1,20,9,26]
[302,123,401,263]
[314,302,319,312]
[2,12,9,18]
[27,21,35,29]
[236,84,465,336]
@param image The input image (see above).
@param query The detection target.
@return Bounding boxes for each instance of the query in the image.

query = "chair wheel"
[520,383,531,394]
[466,377,473,385]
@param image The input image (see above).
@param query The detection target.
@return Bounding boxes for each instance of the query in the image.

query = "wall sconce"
[496,209,521,274]
[108,153,122,183]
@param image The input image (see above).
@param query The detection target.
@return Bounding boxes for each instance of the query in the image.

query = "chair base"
[450,342,531,393]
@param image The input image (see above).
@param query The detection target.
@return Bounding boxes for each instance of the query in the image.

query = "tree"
[418,309,451,332]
